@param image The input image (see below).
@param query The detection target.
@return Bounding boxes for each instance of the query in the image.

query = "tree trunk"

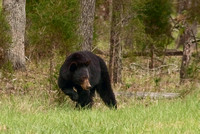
[3,0,26,70]
[177,0,198,82]
[109,0,122,84]
[176,0,197,49]
[149,45,154,69]
[80,0,96,51]
[180,27,194,82]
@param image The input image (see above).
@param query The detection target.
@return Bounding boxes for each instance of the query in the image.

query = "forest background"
[0,0,200,133]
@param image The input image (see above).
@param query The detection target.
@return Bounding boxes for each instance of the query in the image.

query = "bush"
[26,0,80,59]
[124,0,173,56]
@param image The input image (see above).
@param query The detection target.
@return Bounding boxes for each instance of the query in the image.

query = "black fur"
[58,51,117,109]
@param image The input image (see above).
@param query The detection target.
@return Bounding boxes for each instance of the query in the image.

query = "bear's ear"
[69,62,77,72]
[85,60,91,66]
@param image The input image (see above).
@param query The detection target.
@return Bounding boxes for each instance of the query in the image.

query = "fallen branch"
[192,39,200,43]
[95,49,183,57]
[131,49,183,56]
[130,63,179,71]
[116,91,180,99]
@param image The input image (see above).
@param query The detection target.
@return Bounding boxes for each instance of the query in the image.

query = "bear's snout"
[81,78,91,90]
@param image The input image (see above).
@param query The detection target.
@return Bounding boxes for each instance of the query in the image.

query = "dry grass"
[0,54,198,102]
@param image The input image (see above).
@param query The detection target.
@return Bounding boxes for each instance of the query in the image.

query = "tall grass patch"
[0,87,199,133]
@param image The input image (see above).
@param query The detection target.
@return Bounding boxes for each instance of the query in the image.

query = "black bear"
[58,51,117,109]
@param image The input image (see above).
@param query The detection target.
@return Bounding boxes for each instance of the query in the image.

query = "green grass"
[0,51,199,134]
[0,89,199,134]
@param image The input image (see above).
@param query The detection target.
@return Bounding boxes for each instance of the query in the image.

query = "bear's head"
[69,60,91,90]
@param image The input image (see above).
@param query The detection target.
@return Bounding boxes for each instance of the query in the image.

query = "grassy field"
[0,87,199,134]
[0,55,199,134]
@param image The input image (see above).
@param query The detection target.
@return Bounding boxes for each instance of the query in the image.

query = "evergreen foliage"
[140,0,173,50]
[124,0,173,55]
[26,0,80,58]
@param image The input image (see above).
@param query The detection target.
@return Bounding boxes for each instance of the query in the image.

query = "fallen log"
[132,49,183,56]
[116,91,180,99]
[94,48,183,57]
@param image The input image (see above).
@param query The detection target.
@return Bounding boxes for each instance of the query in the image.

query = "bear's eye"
[80,76,87,82]
[82,76,87,80]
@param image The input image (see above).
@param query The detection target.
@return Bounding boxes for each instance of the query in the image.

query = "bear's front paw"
[70,93,79,101]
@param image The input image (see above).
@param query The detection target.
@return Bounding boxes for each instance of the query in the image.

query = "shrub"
[26,0,80,59]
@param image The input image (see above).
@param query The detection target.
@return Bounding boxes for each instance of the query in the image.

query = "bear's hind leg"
[96,84,117,109]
